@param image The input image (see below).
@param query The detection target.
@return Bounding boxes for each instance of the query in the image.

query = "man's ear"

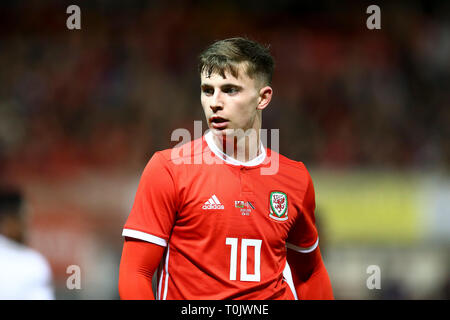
[257,86,273,111]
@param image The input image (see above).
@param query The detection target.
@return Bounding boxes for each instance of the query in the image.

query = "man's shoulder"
[266,148,310,173]
[0,236,51,271]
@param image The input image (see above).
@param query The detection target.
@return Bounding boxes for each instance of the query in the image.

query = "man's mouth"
[210,116,229,129]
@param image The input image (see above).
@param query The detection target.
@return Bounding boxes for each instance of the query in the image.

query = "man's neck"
[212,129,261,163]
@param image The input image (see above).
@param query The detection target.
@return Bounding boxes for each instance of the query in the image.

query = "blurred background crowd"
[0,0,448,299]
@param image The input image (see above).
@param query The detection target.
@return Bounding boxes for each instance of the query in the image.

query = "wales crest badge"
[269,191,288,221]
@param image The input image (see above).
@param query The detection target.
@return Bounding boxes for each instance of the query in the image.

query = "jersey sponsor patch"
[202,194,224,210]
[235,200,255,216]
[269,191,288,221]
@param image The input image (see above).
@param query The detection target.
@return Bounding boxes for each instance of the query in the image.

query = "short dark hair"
[0,188,23,218]
[198,37,274,86]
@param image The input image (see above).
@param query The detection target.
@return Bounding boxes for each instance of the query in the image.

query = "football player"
[119,37,333,300]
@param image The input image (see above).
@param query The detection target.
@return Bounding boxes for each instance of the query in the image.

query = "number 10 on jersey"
[226,238,262,282]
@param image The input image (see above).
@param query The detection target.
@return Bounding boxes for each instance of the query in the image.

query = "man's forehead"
[200,68,253,85]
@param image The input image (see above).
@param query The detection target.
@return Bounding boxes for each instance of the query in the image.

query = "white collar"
[204,130,266,167]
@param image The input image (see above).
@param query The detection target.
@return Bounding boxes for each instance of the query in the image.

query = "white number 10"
[225,238,262,282]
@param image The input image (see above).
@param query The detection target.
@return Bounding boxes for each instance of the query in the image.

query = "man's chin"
[209,127,234,137]
[209,126,260,140]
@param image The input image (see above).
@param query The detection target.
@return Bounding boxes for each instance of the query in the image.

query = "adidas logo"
[202,194,224,210]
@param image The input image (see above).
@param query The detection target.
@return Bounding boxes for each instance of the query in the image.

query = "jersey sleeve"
[286,167,319,253]
[122,152,179,247]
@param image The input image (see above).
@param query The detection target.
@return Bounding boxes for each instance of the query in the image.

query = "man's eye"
[224,87,238,94]
[202,88,214,95]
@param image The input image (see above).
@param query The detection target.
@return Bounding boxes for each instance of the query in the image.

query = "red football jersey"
[122,131,319,300]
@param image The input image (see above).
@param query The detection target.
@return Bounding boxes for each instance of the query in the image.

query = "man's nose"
[210,92,224,112]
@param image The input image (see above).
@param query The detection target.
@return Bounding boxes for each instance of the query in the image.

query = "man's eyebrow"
[221,83,242,88]
[200,84,213,90]
[201,82,243,89]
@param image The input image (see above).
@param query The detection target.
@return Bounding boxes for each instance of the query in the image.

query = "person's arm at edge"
[287,246,334,300]
[286,163,333,300]
[118,237,165,300]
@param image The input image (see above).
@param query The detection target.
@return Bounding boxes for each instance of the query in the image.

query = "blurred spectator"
[0,187,54,299]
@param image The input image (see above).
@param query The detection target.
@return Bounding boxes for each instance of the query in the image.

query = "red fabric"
[119,238,334,300]
[287,246,334,300]
[118,238,165,300]
[122,135,320,299]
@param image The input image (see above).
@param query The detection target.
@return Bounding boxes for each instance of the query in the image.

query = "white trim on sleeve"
[287,237,319,253]
[122,229,168,247]
[282,261,298,300]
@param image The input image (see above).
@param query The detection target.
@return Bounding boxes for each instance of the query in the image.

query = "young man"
[119,37,333,300]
